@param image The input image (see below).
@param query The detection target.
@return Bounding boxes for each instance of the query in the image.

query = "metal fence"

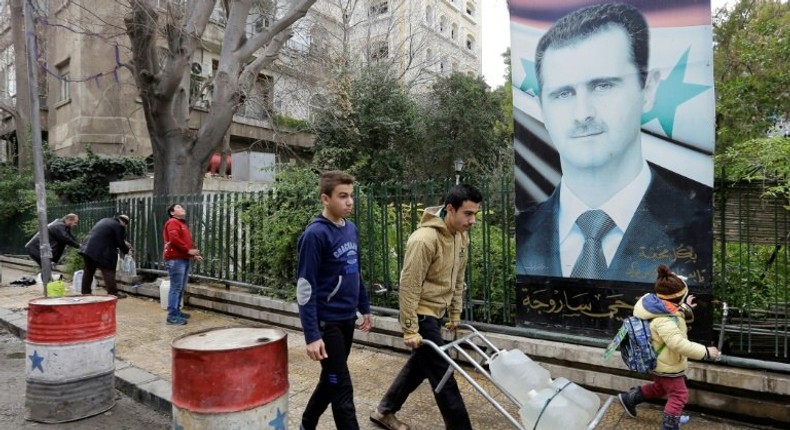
[2,175,788,363]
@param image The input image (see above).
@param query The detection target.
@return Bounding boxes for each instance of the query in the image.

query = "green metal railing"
[2,175,788,363]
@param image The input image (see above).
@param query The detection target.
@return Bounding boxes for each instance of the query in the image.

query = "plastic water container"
[160,279,184,310]
[549,378,600,422]
[160,280,171,310]
[519,384,591,430]
[489,349,552,405]
[71,270,97,294]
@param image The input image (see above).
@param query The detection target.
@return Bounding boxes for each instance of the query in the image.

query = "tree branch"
[235,0,317,60]
[239,30,293,92]
[156,0,214,100]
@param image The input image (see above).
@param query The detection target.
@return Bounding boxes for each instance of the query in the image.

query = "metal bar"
[24,0,51,290]
[586,396,615,430]
[421,338,526,430]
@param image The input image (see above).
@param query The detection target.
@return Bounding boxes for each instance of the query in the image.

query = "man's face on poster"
[539,25,655,174]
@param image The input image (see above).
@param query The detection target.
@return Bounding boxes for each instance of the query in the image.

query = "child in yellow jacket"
[618,264,720,430]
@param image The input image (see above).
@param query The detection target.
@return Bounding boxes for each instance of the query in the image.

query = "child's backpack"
[604,316,666,374]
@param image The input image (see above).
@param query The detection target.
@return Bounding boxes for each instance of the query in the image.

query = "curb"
[0,306,173,417]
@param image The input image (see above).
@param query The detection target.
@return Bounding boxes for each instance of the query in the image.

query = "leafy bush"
[273,114,310,131]
[713,241,789,311]
[62,248,85,274]
[715,136,790,205]
[240,165,320,296]
[466,210,517,324]
[0,165,43,221]
[47,146,146,203]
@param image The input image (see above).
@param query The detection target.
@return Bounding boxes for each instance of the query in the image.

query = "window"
[466,35,475,51]
[254,17,270,33]
[155,0,186,9]
[288,17,312,53]
[0,46,15,98]
[308,94,326,123]
[6,67,15,98]
[451,23,458,40]
[57,60,70,102]
[369,1,388,16]
[371,41,388,61]
[238,74,273,120]
[439,16,446,33]
[210,4,227,25]
[466,2,475,17]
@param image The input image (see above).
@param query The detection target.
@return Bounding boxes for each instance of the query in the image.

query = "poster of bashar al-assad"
[512,0,714,287]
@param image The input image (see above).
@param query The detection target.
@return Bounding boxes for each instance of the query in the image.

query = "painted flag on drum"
[25,295,117,423]
[171,327,288,430]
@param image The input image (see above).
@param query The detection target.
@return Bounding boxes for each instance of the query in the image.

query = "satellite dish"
[191,62,202,75]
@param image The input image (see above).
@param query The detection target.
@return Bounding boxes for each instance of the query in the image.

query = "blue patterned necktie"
[571,209,615,279]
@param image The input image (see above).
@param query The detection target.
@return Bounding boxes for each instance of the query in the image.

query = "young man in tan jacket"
[370,184,482,430]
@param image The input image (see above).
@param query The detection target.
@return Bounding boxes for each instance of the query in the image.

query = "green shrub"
[713,241,789,310]
[240,165,320,297]
[47,146,146,203]
[0,165,39,221]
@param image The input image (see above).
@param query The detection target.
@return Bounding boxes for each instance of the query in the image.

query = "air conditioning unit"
[232,150,276,182]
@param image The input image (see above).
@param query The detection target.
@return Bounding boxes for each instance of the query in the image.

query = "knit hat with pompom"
[655,264,688,302]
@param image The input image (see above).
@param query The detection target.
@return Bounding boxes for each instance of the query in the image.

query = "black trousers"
[378,316,473,430]
[82,255,118,295]
[301,318,359,430]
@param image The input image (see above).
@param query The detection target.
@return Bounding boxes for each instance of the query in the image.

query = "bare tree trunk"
[218,131,231,178]
[151,133,208,196]
[125,0,317,196]
[9,0,31,167]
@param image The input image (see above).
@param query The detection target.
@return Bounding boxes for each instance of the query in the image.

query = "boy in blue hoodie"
[297,170,372,430]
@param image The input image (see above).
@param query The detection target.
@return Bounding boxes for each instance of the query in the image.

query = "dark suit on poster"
[516,163,712,285]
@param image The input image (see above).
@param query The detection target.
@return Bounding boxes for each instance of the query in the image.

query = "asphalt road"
[0,326,171,430]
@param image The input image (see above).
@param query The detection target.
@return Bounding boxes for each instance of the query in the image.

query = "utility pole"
[23,0,51,293]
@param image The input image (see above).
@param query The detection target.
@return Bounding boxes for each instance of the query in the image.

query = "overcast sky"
[481,0,736,89]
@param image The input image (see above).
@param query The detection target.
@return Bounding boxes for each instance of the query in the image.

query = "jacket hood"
[309,214,341,227]
[420,206,450,234]
[634,293,675,320]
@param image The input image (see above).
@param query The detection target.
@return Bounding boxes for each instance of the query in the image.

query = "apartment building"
[0,0,481,169]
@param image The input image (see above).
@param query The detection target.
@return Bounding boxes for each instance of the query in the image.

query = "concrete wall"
[2,255,788,426]
[109,177,272,199]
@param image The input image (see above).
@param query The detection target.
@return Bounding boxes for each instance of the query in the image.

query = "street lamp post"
[454,158,465,185]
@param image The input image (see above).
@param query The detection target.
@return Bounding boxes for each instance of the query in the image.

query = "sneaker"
[370,409,410,430]
[179,311,191,319]
[166,316,187,325]
[111,292,128,299]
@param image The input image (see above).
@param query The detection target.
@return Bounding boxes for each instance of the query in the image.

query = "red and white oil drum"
[25,295,117,423]
[171,326,288,430]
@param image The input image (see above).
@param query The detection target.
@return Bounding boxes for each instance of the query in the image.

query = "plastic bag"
[120,254,137,277]
[47,280,66,297]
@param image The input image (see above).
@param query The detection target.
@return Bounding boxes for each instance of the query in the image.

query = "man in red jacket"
[163,204,202,325]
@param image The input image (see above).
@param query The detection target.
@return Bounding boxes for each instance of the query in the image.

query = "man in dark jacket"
[26,214,81,268]
[79,214,131,298]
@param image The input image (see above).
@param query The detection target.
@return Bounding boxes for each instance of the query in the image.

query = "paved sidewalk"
[0,268,762,429]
